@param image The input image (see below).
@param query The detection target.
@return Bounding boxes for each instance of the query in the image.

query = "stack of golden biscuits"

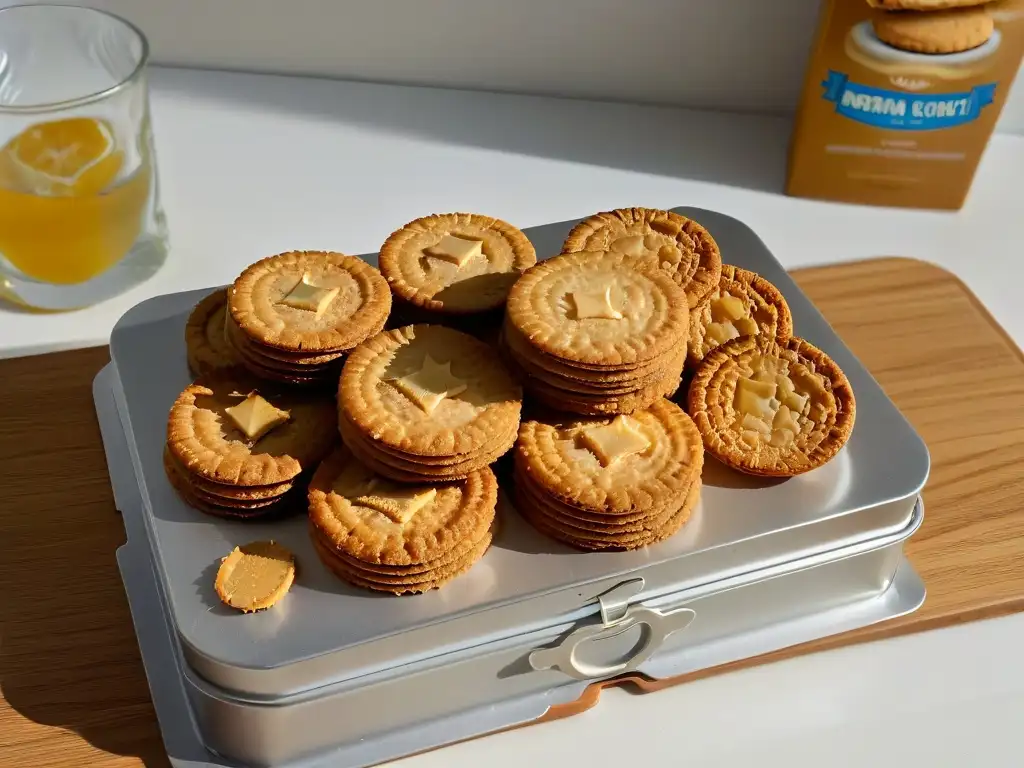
[515,401,704,550]
[869,0,998,56]
[171,205,857,608]
[308,446,498,594]
[164,377,336,519]
[502,251,691,415]
[224,250,392,387]
[337,324,521,482]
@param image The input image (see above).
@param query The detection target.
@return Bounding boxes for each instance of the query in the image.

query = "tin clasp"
[528,578,696,681]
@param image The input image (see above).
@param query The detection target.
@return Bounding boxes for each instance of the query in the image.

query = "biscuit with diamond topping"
[688,335,855,477]
[505,250,690,367]
[229,250,391,352]
[339,324,521,460]
[561,208,722,309]
[515,399,703,515]
[379,212,536,315]
[688,265,793,369]
[167,375,337,486]
[307,445,498,566]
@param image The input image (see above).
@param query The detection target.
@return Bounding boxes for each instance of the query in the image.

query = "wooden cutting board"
[2,257,1023,767]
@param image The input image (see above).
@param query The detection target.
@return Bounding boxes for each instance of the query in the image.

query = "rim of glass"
[0,4,150,114]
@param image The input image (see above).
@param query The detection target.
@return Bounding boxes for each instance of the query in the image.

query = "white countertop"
[5,67,1023,766]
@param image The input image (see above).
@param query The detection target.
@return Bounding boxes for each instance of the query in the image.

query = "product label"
[821,70,997,130]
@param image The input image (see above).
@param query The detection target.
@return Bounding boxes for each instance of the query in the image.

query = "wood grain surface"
[1,257,1023,766]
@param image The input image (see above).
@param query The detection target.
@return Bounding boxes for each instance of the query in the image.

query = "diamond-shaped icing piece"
[386,354,469,414]
[580,415,651,467]
[224,391,290,442]
[571,286,623,321]
[354,481,438,525]
[425,234,483,268]
[279,274,340,316]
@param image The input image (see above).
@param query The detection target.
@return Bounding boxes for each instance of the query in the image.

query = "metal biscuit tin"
[94,208,929,767]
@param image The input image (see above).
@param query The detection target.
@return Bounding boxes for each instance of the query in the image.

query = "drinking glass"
[0,4,168,310]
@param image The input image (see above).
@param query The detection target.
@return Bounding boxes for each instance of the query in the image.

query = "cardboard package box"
[787,0,1024,210]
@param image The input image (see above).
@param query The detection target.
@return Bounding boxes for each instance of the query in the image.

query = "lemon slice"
[3,117,123,197]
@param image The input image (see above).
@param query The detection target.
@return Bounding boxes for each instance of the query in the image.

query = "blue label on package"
[821,71,996,130]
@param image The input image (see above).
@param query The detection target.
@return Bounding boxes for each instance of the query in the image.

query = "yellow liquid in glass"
[0,117,150,285]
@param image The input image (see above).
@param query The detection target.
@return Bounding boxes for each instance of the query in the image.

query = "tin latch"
[529,578,696,681]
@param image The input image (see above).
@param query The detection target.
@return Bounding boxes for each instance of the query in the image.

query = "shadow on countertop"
[151,67,793,196]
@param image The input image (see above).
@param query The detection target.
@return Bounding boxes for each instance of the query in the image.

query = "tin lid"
[107,208,929,700]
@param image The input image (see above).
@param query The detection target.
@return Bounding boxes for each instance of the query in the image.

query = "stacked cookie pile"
[502,250,692,414]
[165,376,337,518]
[514,400,704,551]
[337,324,523,482]
[224,250,392,386]
[870,1,996,56]
[308,445,499,594]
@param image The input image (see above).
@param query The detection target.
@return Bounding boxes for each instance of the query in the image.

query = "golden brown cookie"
[308,445,499,566]
[308,518,491,576]
[223,315,344,370]
[166,447,294,500]
[338,414,516,482]
[501,322,680,385]
[505,345,685,415]
[167,375,337,486]
[229,250,391,353]
[222,314,344,387]
[868,0,989,10]
[340,407,518,467]
[561,208,722,309]
[688,265,793,369]
[214,541,296,612]
[688,336,855,477]
[873,7,994,53]
[311,527,493,594]
[379,212,537,315]
[515,399,704,515]
[339,324,521,460]
[163,448,294,519]
[185,290,245,377]
[502,252,690,416]
[515,469,684,533]
[506,250,690,367]
[164,447,293,505]
[517,480,699,552]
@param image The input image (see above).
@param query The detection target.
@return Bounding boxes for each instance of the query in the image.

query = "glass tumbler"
[0,4,168,310]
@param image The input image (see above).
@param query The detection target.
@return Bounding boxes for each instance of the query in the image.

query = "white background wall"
[6,0,1024,132]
